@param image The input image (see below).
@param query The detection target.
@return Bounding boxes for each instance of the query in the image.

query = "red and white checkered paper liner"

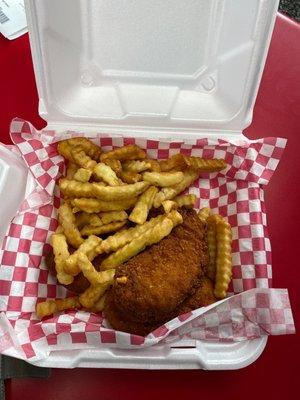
[0,118,295,361]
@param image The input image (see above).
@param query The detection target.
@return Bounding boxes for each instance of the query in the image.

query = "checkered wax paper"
[0,118,295,361]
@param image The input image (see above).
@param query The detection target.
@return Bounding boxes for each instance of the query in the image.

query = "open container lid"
[25,0,279,139]
[18,0,279,369]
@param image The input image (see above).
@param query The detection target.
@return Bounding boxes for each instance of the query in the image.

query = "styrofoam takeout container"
[0,0,280,369]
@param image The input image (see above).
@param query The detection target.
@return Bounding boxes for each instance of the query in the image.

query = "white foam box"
[3,0,279,369]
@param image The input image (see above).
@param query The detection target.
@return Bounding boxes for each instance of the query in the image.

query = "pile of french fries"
[36,138,229,319]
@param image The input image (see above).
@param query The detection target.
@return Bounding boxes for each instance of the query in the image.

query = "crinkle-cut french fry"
[214,216,232,299]
[101,210,183,269]
[153,169,199,208]
[129,186,158,224]
[36,297,80,318]
[92,181,149,201]
[55,225,64,234]
[99,214,166,254]
[67,137,101,160]
[143,171,184,187]
[71,147,97,171]
[80,221,126,237]
[57,141,74,162]
[119,170,142,184]
[162,200,178,213]
[51,233,74,285]
[64,235,102,276]
[166,209,184,225]
[79,284,110,309]
[58,203,84,248]
[123,160,152,172]
[88,215,103,226]
[147,159,161,172]
[93,163,119,186]
[90,293,107,312]
[99,211,128,225]
[77,253,115,285]
[206,215,217,281]
[78,211,127,228]
[102,158,122,175]
[198,207,211,224]
[75,212,102,229]
[173,194,197,208]
[71,197,137,213]
[66,163,78,179]
[59,179,95,198]
[159,153,186,172]
[73,168,92,183]
[183,156,227,172]
[100,144,146,161]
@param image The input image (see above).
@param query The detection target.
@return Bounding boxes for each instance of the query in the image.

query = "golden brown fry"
[71,197,137,213]
[102,158,122,175]
[99,211,128,225]
[143,171,184,187]
[58,203,84,248]
[123,160,152,173]
[147,159,161,172]
[75,212,102,229]
[90,293,107,312]
[36,297,80,318]
[79,284,110,309]
[119,170,142,184]
[57,141,74,162]
[93,163,119,186]
[101,144,146,161]
[173,194,197,208]
[64,235,102,276]
[162,200,178,213]
[159,153,186,172]
[153,169,199,208]
[129,186,158,224]
[71,148,97,171]
[67,137,101,160]
[66,163,78,179]
[55,225,64,234]
[59,179,95,198]
[214,216,232,299]
[101,210,183,269]
[73,168,92,183]
[80,221,127,237]
[206,215,217,281]
[183,156,227,172]
[92,181,149,201]
[122,159,160,173]
[51,233,74,285]
[77,253,115,285]
[198,207,211,224]
[99,214,166,254]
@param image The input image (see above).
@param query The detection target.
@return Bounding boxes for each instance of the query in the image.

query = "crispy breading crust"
[106,208,207,325]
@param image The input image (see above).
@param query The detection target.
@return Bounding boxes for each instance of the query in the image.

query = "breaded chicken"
[104,276,216,336]
[105,208,207,327]
[104,289,159,336]
[176,276,216,315]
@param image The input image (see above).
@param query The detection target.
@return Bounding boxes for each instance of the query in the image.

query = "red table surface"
[0,12,299,400]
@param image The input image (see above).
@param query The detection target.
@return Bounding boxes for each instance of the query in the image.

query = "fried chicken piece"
[176,276,216,315]
[105,208,207,326]
[104,288,159,336]
[104,277,216,337]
